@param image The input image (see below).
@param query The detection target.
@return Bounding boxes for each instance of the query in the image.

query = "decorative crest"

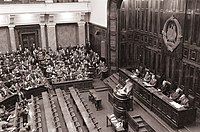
[162,16,182,52]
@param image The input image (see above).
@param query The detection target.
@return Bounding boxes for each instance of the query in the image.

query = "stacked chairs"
[48,94,62,132]
[74,88,101,132]
[31,95,42,132]
[62,90,83,132]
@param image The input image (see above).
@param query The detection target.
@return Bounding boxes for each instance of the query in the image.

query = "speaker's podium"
[107,79,133,132]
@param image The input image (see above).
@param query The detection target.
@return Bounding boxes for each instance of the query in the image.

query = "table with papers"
[119,68,197,128]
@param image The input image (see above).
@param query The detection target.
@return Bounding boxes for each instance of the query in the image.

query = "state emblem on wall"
[162,16,182,52]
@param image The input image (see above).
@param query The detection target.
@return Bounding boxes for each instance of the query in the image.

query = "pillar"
[46,23,57,51]
[40,24,46,49]
[77,21,86,46]
[8,25,16,52]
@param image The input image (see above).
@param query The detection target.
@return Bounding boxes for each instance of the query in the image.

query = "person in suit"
[143,71,152,83]
[158,80,171,96]
[149,74,157,87]
[116,79,133,97]
[178,94,189,108]
[170,87,183,102]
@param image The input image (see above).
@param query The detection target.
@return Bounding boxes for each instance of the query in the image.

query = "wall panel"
[115,0,200,108]
[56,23,78,48]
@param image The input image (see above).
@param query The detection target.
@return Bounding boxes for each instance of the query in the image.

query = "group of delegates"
[0,44,106,131]
[0,95,31,132]
[33,45,105,82]
[0,47,47,101]
[132,66,190,108]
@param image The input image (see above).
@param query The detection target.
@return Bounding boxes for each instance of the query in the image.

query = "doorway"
[21,32,37,51]
[15,24,40,52]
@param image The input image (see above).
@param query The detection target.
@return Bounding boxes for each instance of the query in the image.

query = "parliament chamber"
[0,0,200,132]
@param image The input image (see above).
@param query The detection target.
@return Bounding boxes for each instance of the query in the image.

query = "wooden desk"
[106,113,125,132]
[55,89,77,132]
[52,78,93,91]
[119,68,197,128]
[42,92,56,132]
[88,89,102,111]
[69,87,98,132]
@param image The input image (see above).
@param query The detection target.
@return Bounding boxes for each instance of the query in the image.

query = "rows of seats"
[74,88,101,132]
[48,94,62,132]
[13,102,19,130]
[62,90,83,132]
[42,92,60,132]
[31,95,42,132]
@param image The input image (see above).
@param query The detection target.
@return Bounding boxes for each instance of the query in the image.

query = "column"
[46,23,57,51]
[77,21,86,46]
[40,24,47,49]
[8,25,16,52]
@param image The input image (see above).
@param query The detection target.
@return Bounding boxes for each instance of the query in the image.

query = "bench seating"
[69,87,101,132]
[56,89,82,132]
[42,92,58,132]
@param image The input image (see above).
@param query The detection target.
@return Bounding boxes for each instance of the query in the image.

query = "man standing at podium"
[115,79,133,97]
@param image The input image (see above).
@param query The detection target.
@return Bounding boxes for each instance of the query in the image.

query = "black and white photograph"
[0,0,199,132]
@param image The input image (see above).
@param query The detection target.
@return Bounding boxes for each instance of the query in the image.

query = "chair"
[77,127,83,132]
[54,116,60,122]
[35,117,42,123]
[65,100,70,105]
[36,122,42,128]
[52,107,57,113]
[79,96,84,100]
[53,112,59,117]
[67,104,73,108]
[68,107,74,112]
[34,104,40,109]
[74,121,81,128]
[88,111,93,118]
[70,112,76,117]
[95,124,101,131]
[36,112,42,117]
[51,104,57,109]
[55,121,61,128]
[85,105,90,111]
[83,102,87,107]
[81,98,85,103]
[35,108,41,113]
[72,116,78,122]
[91,117,97,124]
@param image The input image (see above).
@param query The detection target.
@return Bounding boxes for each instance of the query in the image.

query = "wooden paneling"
[0,27,10,53]
[89,23,107,61]
[114,0,200,108]
[56,23,78,48]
